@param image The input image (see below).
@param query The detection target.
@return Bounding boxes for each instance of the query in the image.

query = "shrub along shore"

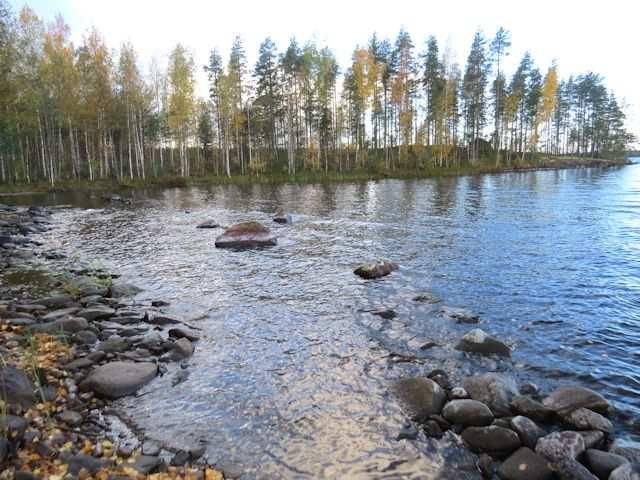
[0,155,632,195]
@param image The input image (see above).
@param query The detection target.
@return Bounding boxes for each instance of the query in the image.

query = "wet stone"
[394,377,447,422]
[498,447,553,480]
[455,329,511,357]
[585,449,628,479]
[442,400,494,427]
[542,385,609,416]
[461,425,521,458]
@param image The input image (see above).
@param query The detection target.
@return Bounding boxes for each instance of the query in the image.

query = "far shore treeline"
[0,1,635,186]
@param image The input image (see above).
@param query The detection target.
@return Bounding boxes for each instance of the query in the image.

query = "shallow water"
[6,163,640,478]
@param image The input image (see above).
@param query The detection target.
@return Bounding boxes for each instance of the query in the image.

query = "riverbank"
[0,205,223,479]
[0,155,632,195]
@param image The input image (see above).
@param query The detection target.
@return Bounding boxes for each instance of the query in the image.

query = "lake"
[6,162,640,478]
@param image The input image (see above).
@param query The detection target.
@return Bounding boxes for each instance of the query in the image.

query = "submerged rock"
[196,220,221,229]
[455,329,511,357]
[79,361,157,398]
[214,221,277,248]
[412,293,441,304]
[441,306,479,324]
[542,385,609,415]
[273,207,292,224]
[110,282,143,298]
[394,377,447,422]
[354,261,398,279]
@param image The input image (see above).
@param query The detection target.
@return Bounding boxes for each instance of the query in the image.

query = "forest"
[0,1,635,185]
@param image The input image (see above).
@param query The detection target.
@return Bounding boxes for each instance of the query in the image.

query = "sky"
[10,0,640,143]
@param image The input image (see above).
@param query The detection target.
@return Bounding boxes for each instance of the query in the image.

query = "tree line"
[0,2,634,185]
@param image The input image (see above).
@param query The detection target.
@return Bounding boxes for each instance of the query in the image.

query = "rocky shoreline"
[1,204,640,479]
[0,204,223,479]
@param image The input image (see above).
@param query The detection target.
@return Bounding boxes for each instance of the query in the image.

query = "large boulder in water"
[542,385,609,415]
[455,329,511,357]
[79,361,157,399]
[214,221,277,248]
[354,261,398,279]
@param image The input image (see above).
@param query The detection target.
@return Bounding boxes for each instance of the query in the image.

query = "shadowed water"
[6,163,640,478]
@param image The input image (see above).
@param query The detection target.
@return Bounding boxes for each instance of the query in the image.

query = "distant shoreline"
[0,156,632,196]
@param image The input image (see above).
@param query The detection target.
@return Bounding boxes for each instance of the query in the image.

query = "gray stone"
[0,436,7,463]
[28,316,88,334]
[97,337,130,353]
[461,425,521,457]
[553,457,599,480]
[170,450,190,466]
[40,307,79,322]
[0,415,28,441]
[580,430,605,449]
[394,377,447,422]
[57,410,83,427]
[462,373,518,417]
[585,449,628,480]
[450,387,469,399]
[168,328,199,341]
[132,455,162,474]
[73,330,98,345]
[79,361,157,399]
[171,338,194,359]
[141,440,161,456]
[510,416,546,449]
[441,306,479,324]
[64,357,94,371]
[110,283,143,298]
[0,366,34,407]
[76,307,115,322]
[610,463,640,480]
[564,407,613,433]
[455,329,511,357]
[535,431,585,463]
[196,220,221,229]
[542,385,609,415]
[498,447,553,480]
[146,313,181,326]
[442,399,493,427]
[62,453,111,475]
[511,395,554,423]
[34,295,74,308]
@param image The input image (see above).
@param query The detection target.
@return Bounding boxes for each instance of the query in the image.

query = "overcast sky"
[10,0,640,143]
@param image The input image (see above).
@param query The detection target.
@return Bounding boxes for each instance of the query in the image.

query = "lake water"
[6,162,640,478]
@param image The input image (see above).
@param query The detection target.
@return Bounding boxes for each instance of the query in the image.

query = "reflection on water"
[10,163,640,478]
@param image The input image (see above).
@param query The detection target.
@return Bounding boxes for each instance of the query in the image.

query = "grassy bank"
[0,155,632,195]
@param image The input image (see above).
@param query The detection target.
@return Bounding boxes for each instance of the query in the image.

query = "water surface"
[6,163,640,478]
